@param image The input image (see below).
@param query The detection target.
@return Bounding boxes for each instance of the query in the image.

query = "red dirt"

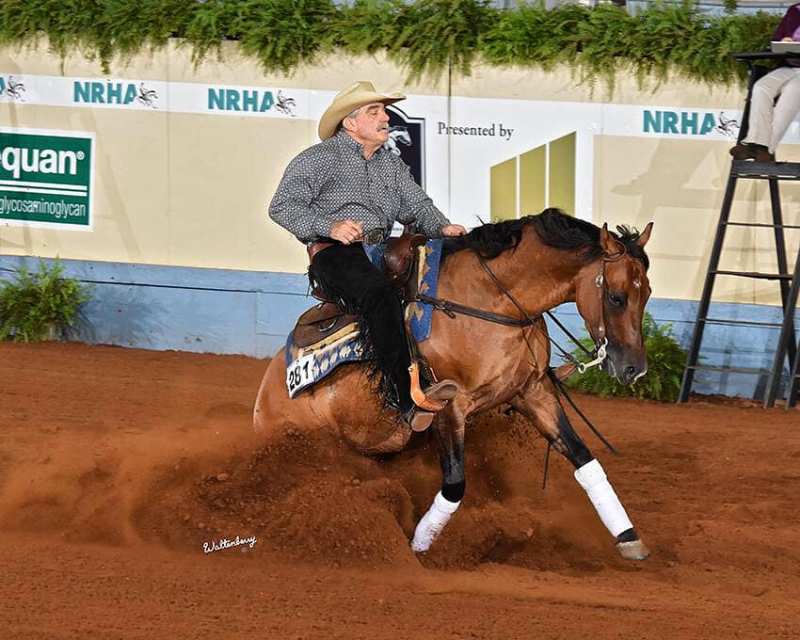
[1,342,798,639]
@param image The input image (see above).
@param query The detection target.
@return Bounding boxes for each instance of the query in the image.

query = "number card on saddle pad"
[284,323,365,398]
[284,239,445,398]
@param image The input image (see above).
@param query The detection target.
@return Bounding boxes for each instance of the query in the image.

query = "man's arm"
[268,155,333,242]
[773,5,798,41]
[394,162,451,237]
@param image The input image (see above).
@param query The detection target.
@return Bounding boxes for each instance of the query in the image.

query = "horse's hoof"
[616,539,650,561]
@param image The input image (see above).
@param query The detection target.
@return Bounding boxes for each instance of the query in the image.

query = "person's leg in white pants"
[769,70,800,152]
[744,67,800,153]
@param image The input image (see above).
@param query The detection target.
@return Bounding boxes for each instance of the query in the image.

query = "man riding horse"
[269,81,467,429]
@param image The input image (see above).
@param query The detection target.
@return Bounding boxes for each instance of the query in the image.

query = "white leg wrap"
[574,459,633,538]
[411,491,461,553]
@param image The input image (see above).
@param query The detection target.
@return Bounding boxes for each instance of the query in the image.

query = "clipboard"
[770,40,800,53]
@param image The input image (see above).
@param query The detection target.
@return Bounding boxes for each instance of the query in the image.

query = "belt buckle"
[363,228,384,245]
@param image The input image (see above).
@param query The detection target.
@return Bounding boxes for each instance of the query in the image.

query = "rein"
[414,253,616,373]
[415,292,535,327]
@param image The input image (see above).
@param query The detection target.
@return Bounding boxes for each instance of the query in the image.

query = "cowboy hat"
[318,81,405,141]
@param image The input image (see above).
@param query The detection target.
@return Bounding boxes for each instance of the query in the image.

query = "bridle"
[578,242,628,372]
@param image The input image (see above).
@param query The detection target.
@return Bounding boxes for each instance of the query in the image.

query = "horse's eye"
[607,292,626,308]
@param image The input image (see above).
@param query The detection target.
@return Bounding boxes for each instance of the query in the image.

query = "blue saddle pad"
[406,239,443,342]
[284,239,444,398]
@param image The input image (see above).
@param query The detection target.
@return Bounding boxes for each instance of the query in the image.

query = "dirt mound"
[130,406,619,571]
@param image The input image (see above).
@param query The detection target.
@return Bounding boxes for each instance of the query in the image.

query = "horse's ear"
[599,223,620,256]
[636,221,654,248]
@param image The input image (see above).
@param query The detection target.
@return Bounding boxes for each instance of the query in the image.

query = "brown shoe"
[753,147,776,162]
[730,143,775,162]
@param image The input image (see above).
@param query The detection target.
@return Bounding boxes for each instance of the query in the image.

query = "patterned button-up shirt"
[269,129,450,244]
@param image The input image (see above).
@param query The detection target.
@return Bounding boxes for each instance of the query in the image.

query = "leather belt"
[306,228,387,262]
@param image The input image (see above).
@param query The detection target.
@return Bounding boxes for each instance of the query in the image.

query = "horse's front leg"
[511,373,649,561]
[411,405,465,553]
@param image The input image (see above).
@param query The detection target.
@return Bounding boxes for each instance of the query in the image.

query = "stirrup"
[408,362,458,412]
[402,407,436,433]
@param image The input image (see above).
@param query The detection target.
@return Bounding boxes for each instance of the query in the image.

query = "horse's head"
[574,222,653,385]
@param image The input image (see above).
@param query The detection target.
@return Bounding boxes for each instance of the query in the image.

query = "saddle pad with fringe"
[284,239,444,397]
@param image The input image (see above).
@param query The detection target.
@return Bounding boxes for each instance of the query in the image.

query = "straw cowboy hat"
[318,81,405,141]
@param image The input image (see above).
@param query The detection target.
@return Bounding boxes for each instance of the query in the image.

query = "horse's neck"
[491,230,584,316]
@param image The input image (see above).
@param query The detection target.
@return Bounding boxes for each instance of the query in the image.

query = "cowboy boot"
[401,406,436,432]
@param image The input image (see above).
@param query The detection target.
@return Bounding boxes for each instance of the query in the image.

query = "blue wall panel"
[0,255,315,359]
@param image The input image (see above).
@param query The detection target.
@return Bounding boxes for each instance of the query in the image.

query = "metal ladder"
[678,160,800,408]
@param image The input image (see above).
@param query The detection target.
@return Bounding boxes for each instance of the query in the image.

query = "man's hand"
[441,224,467,237]
[330,219,364,244]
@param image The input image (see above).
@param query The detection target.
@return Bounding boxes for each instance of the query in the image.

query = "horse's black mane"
[442,207,649,269]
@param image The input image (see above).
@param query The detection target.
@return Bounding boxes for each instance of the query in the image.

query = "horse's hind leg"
[411,408,465,553]
[510,374,649,561]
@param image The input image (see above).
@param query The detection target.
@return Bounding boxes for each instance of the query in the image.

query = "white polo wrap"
[411,491,461,553]
[574,459,633,538]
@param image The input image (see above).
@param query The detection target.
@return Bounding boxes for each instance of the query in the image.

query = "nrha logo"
[642,109,739,137]
[73,81,159,108]
[0,75,26,102]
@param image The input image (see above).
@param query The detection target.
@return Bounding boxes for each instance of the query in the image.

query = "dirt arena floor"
[1,342,798,639]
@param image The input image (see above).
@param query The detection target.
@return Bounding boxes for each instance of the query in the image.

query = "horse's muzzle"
[604,345,646,385]
[621,364,647,385]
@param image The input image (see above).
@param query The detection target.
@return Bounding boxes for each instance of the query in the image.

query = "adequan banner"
[0,127,95,229]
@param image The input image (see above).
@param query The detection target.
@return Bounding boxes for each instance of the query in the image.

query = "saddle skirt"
[284,238,445,398]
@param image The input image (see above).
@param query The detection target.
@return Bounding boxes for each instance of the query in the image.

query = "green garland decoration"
[0,0,779,86]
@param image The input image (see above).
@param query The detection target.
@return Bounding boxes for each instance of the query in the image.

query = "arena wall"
[1,41,798,399]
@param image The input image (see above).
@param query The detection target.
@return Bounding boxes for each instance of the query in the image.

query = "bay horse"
[254,208,653,560]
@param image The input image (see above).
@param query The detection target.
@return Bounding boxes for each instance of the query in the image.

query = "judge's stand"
[679,50,800,408]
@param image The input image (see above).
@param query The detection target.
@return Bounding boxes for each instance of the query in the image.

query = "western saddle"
[294,230,427,348]
[294,230,455,424]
